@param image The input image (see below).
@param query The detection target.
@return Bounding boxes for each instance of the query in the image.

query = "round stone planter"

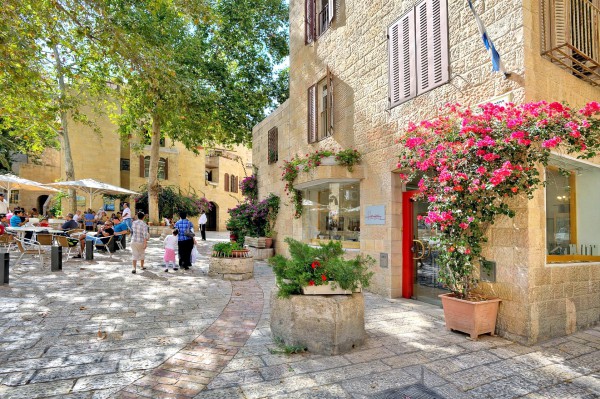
[209,256,254,281]
[270,290,365,355]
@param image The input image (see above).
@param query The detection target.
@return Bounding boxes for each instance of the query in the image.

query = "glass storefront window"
[546,160,600,263]
[302,182,360,249]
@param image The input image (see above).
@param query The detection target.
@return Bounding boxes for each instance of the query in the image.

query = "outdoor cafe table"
[6,226,64,236]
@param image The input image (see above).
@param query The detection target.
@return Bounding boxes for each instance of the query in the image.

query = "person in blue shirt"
[10,210,27,227]
[112,217,129,250]
[174,211,194,270]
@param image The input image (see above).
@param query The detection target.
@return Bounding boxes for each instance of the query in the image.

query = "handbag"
[184,229,195,238]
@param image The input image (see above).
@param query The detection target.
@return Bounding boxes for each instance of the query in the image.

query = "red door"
[401,191,417,299]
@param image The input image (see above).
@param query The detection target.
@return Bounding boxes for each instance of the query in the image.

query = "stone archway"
[206,202,218,231]
[37,195,49,216]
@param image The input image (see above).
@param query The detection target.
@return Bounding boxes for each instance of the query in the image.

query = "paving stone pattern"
[0,232,599,398]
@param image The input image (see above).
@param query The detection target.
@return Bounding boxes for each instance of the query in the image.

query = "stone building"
[10,108,251,231]
[253,0,600,344]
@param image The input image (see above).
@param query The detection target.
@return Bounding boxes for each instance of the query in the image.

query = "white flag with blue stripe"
[467,0,507,74]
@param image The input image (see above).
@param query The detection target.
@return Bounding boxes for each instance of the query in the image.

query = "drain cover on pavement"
[371,384,446,399]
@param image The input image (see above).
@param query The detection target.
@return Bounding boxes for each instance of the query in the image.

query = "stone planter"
[270,291,365,355]
[439,293,501,340]
[302,282,362,295]
[320,155,337,166]
[245,236,266,248]
[209,256,254,280]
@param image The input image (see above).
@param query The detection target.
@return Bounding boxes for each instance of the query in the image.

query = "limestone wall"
[253,0,600,344]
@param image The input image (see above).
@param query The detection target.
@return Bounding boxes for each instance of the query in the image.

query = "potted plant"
[334,149,362,171]
[269,237,374,297]
[396,101,600,339]
[268,237,374,355]
[209,241,253,280]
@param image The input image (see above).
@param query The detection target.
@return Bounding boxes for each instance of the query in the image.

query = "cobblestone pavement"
[0,233,599,398]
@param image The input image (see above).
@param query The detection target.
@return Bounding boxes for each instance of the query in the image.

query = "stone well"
[270,290,365,355]
[208,257,254,281]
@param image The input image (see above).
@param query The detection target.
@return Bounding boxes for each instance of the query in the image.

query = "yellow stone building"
[11,109,251,231]
[253,0,600,344]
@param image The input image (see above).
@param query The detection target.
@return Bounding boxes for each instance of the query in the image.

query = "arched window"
[142,156,168,179]
[224,173,230,192]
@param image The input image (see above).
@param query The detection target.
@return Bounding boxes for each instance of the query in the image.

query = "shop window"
[302,182,360,249]
[76,195,86,208]
[10,190,19,205]
[546,159,600,263]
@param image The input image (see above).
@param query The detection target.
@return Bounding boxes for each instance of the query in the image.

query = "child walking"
[164,229,179,272]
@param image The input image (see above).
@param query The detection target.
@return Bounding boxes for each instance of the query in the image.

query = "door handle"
[412,239,426,260]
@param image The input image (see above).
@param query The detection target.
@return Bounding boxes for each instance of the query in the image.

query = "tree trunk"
[54,45,77,213]
[148,113,161,223]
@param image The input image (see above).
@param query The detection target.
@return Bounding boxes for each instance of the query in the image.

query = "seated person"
[31,208,40,217]
[10,210,27,227]
[0,213,9,228]
[60,214,83,258]
[112,217,129,249]
[84,221,114,251]
[39,218,50,227]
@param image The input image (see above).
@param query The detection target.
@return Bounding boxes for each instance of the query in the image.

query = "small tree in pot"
[396,101,600,338]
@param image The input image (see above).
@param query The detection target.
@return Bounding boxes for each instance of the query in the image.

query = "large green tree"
[93,0,289,221]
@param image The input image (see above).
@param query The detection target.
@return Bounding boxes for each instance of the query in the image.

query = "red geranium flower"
[309,280,315,286]
[321,274,327,281]
[311,260,321,269]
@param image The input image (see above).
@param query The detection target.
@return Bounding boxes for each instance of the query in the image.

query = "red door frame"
[401,190,417,299]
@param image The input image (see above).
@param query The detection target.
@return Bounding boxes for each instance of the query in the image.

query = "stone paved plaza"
[0,233,598,398]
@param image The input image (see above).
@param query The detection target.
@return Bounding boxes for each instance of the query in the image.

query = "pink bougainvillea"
[397,101,600,299]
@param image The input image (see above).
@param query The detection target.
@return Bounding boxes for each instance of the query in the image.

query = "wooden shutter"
[415,0,449,94]
[163,158,169,180]
[224,174,229,192]
[327,67,334,136]
[268,127,278,164]
[328,0,335,25]
[388,10,416,108]
[305,0,315,44]
[307,84,317,143]
[139,155,144,178]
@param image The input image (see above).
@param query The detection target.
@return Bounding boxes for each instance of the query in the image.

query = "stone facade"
[12,110,251,231]
[253,0,600,344]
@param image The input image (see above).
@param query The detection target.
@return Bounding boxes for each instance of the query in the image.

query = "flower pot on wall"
[439,293,501,340]
[320,155,337,166]
[264,237,273,248]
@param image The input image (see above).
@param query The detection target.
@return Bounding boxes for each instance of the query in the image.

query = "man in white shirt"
[122,202,132,230]
[0,193,8,215]
[199,211,207,241]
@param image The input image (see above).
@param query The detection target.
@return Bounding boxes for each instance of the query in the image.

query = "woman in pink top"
[163,229,179,272]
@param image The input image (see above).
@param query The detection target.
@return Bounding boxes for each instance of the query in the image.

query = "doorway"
[206,202,218,231]
[402,191,447,306]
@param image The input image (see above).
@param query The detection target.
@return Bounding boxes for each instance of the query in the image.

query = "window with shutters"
[230,175,238,193]
[306,0,336,43]
[224,174,230,192]
[268,127,278,164]
[307,69,334,143]
[388,0,449,108]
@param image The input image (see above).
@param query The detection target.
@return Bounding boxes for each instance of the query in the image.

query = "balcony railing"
[541,0,600,86]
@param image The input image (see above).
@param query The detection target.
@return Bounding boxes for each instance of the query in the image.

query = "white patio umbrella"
[0,173,59,208]
[46,178,139,210]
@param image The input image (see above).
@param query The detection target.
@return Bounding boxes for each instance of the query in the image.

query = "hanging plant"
[396,101,600,299]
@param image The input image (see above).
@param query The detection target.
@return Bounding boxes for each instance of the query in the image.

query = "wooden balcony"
[541,0,600,86]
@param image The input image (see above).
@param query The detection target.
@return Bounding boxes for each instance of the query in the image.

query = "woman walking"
[130,211,149,274]
[174,211,194,270]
